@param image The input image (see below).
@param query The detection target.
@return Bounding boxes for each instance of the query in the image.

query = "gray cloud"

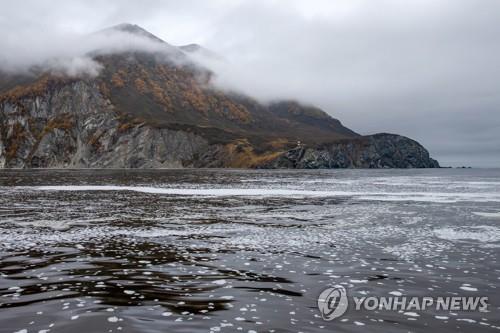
[1,0,499,166]
[0,25,181,76]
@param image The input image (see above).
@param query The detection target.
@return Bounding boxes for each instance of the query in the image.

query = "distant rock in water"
[0,24,439,169]
[264,134,440,169]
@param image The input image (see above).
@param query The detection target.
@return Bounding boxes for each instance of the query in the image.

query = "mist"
[0,26,177,77]
[1,0,499,167]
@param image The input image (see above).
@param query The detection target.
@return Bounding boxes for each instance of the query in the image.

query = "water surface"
[1,169,499,332]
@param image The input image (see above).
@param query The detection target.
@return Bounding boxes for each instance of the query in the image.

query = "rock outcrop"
[0,79,214,168]
[264,133,440,169]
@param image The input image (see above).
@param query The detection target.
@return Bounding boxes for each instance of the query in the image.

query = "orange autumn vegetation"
[0,75,75,103]
[224,140,284,168]
[5,122,26,159]
[103,58,251,123]
[43,114,74,133]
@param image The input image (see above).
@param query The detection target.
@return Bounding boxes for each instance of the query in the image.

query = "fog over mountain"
[1,0,499,167]
[0,25,185,76]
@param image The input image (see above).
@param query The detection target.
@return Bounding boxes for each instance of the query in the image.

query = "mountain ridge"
[0,24,439,168]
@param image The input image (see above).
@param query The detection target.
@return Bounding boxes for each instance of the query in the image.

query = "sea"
[0,168,499,332]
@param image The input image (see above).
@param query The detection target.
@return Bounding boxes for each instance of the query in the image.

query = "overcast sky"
[1,0,499,167]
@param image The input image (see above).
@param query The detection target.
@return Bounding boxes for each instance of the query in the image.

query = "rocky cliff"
[264,133,440,169]
[0,23,439,169]
[0,78,211,168]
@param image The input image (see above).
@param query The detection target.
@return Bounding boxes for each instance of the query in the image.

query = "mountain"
[0,23,439,168]
[178,43,224,61]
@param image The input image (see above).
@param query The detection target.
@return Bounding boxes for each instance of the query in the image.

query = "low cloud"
[40,57,103,77]
[184,0,500,167]
[0,27,176,77]
[1,0,499,166]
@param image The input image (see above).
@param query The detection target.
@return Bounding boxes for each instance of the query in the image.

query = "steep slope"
[94,52,358,145]
[0,23,438,168]
[264,133,440,169]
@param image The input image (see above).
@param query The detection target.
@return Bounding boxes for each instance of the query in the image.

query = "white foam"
[34,185,342,197]
[435,316,449,320]
[457,318,476,323]
[358,192,500,203]
[21,185,500,203]
[460,285,478,292]
[22,220,74,231]
[434,226,500,243]
[473,212,500,219]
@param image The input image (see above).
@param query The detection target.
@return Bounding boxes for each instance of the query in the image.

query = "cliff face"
[0,23,439,169]
[264,134,440,169]
[0,77,439,169]
[0,70,358,169]
[0,79,212,168]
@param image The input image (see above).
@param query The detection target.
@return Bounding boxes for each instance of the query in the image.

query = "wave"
[14,185,500,203]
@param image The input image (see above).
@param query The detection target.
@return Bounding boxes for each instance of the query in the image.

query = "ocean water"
[0,168,499,332]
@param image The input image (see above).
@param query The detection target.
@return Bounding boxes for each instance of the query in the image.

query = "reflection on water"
[0,169,500,332]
